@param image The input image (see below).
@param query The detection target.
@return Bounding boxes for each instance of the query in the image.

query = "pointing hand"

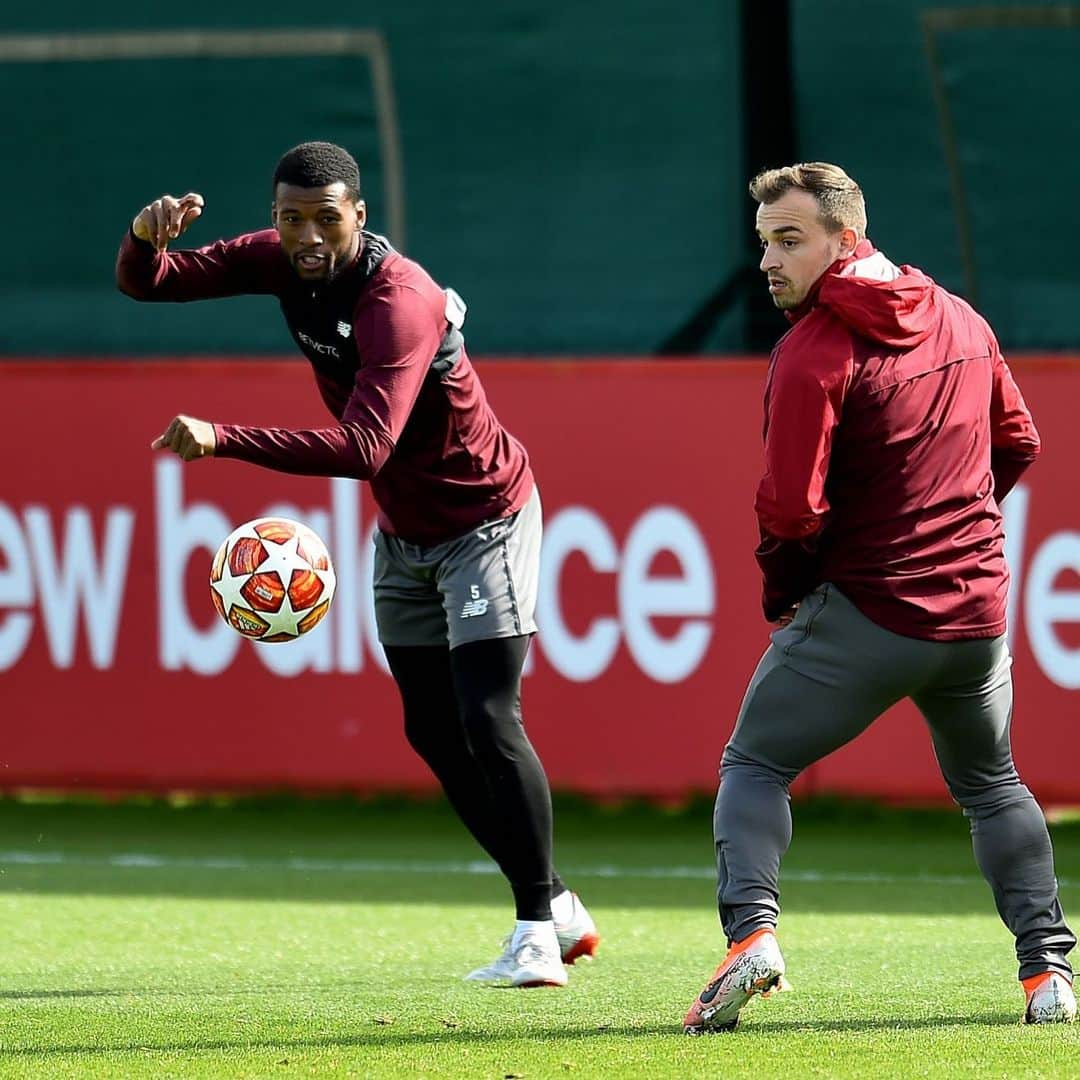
[133,192,205,252]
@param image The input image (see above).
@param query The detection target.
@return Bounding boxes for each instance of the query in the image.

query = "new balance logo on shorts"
[461,585,490,619]
[336,320,352,338]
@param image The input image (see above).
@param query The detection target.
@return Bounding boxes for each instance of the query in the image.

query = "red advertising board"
[1,357,1078,803]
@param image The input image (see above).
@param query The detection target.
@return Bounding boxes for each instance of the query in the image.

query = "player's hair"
[272,141,362,202]
[749,162,867,238]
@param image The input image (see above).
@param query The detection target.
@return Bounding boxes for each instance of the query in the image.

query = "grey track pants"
[715,583,1076,980]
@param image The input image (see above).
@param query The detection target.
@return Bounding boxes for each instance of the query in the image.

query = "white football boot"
[554,892,601,964]
[465,923,568,987]
[508,926,568,987]
[463,936,515,983]
[683,928,788,1034]
[1023,972,1077,1024]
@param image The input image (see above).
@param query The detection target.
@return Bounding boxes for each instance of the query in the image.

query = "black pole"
[740,0,797,352]
[655,1,799,355]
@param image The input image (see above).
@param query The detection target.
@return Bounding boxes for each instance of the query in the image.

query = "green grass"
[0,796,1077,1078]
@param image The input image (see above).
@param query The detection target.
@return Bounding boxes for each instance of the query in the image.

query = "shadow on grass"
[0,1012,1032,1058]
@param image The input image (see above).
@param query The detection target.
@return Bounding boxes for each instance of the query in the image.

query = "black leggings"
[384,635,566,921]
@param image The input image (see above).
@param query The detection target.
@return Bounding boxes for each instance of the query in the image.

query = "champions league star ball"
[209,518,336,643]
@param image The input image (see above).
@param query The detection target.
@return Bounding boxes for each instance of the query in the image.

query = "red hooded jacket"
[755,240,1040,640]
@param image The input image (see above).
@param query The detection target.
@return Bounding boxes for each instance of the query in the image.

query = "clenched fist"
[151,415,216,461]
[133,192,205,251]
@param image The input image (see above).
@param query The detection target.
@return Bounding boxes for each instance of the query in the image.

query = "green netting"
[792,0,1079,350]
[0,4,744,355]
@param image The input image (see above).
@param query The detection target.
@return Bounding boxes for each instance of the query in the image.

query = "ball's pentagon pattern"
[209,517,336,644]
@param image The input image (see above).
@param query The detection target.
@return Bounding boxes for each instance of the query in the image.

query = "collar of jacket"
[783,238,877,325]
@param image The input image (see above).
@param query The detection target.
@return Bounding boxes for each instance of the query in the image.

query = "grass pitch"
[0,795,1077,1078]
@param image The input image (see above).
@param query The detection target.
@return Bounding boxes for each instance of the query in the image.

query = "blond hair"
[749,162,867,238]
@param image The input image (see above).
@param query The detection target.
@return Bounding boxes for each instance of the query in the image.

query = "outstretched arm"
[152,285,446,481]
[116,192,280,301]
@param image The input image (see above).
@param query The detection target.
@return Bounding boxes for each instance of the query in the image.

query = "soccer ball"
[209,517,336,643]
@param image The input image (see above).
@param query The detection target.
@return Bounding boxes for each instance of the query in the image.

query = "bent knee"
[720,743,798,785]
[952,777,1032,816]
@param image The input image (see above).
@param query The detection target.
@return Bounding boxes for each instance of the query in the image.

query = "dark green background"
[0,2,1074,355]
[792,0,1078,351]
[0,4,743,356]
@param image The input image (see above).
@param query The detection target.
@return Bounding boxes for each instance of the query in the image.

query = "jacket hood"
[791,239,940,349]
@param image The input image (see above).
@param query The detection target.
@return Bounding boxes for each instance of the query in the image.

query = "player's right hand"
[151,414,217,461]
[132,193,205,251]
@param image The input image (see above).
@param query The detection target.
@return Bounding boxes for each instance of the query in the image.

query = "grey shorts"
[372,486,541,649]
[726,582,1015,793]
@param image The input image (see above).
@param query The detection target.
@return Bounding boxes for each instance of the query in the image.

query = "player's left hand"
[151,415,216,460]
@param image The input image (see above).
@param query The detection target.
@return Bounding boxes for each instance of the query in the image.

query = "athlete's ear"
[838,226,858,258]
[270,202,278,228]
[355,200,366,230]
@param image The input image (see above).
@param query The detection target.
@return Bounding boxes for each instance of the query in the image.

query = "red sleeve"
[989,345,1040,500]
[754,345,848,540]
[755,531,821,621]
[115,228,283,301]
[752,336,849,620]
[214,285,444,480]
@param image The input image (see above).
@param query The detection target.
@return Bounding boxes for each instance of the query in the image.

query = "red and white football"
[209,517,336,643]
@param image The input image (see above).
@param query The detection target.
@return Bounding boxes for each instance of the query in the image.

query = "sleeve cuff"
[756,531,821,620]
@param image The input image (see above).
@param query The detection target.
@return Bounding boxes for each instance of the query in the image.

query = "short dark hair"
[749,162,867,238]
[272,141,362,201]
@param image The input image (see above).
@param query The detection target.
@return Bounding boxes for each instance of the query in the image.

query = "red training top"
[755,241,1039,640]
[116,228,534,545]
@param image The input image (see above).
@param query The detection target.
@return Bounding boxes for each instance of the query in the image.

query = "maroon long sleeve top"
[755,242,1039,640]
[117,228,533,545]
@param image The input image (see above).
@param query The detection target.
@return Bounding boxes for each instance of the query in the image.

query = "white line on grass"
[0,851,1072,888]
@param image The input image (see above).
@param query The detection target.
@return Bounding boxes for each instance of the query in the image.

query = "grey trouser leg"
[715,584,1075,979]
[915,645,1076,980]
